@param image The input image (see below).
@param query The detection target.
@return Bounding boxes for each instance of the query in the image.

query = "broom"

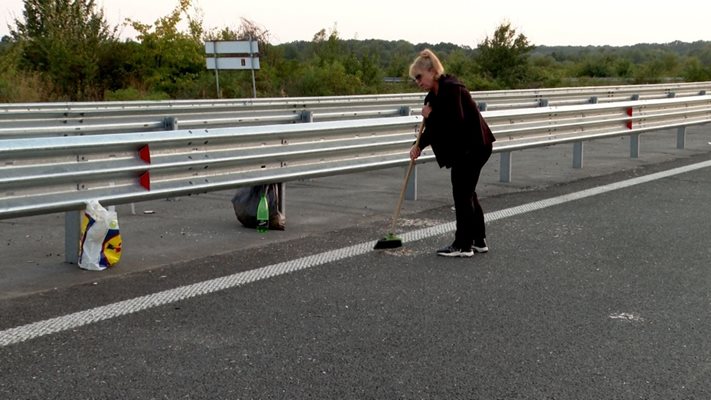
[374,119,425,250]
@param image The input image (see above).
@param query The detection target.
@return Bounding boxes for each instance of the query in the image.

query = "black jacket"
[418,75,495,168]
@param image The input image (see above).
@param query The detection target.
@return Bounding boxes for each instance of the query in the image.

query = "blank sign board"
[204,41,259,54]
[206,57,260,70]
[205,40,260,70]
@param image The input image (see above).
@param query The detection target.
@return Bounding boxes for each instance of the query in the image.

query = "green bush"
[104,87,170,101]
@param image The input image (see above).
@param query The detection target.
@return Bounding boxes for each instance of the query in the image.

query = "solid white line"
[2,159,711,347]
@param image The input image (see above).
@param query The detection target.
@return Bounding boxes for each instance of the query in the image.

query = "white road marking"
[2,159,711,347]
[609,313,644,322]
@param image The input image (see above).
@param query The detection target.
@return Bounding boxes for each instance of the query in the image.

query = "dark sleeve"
[418,92,435,150]
[435,84,467,126]
[423,83,467,145]
[419,123,431,150]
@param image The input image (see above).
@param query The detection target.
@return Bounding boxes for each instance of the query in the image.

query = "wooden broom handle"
[389,119,425,233]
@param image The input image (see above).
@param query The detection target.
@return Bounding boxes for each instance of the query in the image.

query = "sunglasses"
[413,74,422,82]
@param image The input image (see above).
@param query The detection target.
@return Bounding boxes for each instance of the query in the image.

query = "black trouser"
[450,144,493,248]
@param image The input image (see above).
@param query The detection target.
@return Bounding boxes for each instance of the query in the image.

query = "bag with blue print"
[78,200,122,271]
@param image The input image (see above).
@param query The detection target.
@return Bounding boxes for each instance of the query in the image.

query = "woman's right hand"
[421,104,432,119]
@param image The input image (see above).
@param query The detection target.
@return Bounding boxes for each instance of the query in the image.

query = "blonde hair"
[409,49,445,79]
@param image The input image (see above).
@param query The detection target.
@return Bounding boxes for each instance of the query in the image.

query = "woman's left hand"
[409,145,421,160]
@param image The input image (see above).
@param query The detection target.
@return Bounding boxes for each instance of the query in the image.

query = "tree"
[311,25,344,66]
[125,0,205,98]
[442,49,478,87]
[280,25,372,96]
[11,0,117,100]
[633,52,680,83]
[476,22,535,89]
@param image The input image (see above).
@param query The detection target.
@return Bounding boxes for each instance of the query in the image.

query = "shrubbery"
[1,0,710,102]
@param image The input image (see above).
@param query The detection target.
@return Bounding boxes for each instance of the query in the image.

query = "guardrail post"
[284,111,316,215]
[500,152,512,183]
[677,126,687,149]
[301,111,314,123]
[401,106,419,201]
[538,99,549,107]
[65,210,81,264]
[630,133,640,158]
[277,182,286,218]
[478,102,488,112]
[159,117,180,207]
[164,116,179,130]
[405,166,418,201]
[573,141,584,169]
[589,96,598,104]
[631,94,640,101]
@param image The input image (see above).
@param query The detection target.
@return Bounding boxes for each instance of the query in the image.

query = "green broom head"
[373,232,403,249]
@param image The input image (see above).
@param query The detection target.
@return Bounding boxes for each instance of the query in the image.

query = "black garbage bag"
[231,184,286,230]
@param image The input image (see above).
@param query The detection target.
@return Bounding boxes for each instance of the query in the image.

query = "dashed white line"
[2,159,710,347]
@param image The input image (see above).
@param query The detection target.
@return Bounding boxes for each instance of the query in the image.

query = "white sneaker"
[436,245,474,258]
[473,239,488,253]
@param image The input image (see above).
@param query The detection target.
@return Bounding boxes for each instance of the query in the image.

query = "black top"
[419,74,495,168]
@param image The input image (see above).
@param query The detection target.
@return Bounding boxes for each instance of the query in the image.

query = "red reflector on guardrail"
[140,172,150,190]
[139,145,151,163]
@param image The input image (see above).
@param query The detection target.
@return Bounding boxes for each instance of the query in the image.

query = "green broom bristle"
[373,233,403,250]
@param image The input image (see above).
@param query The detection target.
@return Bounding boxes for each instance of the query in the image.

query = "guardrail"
[0,117,419,219]
[486,95,711,180]
[474,81,709,110]
[2,95,711,261]
[1,81,709,138]
[3,95,710,219]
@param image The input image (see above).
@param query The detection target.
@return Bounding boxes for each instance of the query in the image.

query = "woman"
[409,49,495,257]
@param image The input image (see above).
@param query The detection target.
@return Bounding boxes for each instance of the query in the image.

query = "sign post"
[205,40,260,98]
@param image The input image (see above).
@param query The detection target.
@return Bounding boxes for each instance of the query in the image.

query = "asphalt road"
[1,127,711,399]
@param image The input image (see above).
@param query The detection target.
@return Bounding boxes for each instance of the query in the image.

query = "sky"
[2,0,711,48]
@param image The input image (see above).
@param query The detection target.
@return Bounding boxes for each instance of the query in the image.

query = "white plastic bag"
[78,200,122,271]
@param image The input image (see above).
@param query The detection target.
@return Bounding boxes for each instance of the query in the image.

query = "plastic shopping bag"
[78,200,122,271]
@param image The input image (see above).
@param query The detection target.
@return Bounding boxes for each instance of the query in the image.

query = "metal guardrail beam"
[0,117,422,219]
[2,96,711,220]
[2,82,710,139]
[486,95,711,149]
